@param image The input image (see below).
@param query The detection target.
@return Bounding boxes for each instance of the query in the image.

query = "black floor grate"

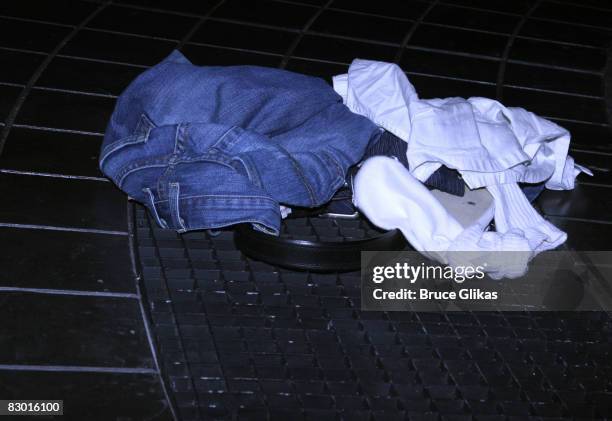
[2,0,612,419]
[135,204,612,420]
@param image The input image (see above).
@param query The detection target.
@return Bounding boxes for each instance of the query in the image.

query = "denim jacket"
[100,50,379,234]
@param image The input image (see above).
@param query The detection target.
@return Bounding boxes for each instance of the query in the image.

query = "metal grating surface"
[1,0,612,419]
[135,207,612,420]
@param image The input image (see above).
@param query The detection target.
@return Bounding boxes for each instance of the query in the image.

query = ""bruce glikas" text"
[372,288,498,301]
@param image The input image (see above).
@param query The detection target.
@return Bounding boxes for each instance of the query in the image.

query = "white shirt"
[334,59,592,279]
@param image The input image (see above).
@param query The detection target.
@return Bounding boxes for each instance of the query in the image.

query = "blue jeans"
[99,50,379,234]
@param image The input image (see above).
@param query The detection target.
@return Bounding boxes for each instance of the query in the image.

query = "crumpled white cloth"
[335,59,592,279]
[280,205,292,219]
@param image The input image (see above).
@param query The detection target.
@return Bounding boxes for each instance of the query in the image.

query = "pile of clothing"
[100,51,590,279]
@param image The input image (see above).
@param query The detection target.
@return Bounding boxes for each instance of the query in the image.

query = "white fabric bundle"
[334,59,592,279]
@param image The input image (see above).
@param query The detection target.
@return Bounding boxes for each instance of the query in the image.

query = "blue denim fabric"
[100,50,379,234]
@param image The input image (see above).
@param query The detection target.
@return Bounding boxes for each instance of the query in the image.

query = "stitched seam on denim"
[99,133,148,169]
[174,123,188,157]
[169,182,186,231]
[177,218,279,235]
[277,147,317,205]
[115,153,172,187]
[321,151,347,203]
[164,202,276,211]
[155,194,278,203]
[115,154,171,175]
[176,202,275,210]
[233,155,263,188]
[135,112,156,135]
[143,187,168,229]
[156,164,174,200]
[231,156,254,184]
[321,150,345,183]
[172,155,236,168]
[101,113,153,162]
[169,124,181,163]
[210,125,242,151]
[117,163,170,189]
[313,149,344,204]
[173,124,180,156]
